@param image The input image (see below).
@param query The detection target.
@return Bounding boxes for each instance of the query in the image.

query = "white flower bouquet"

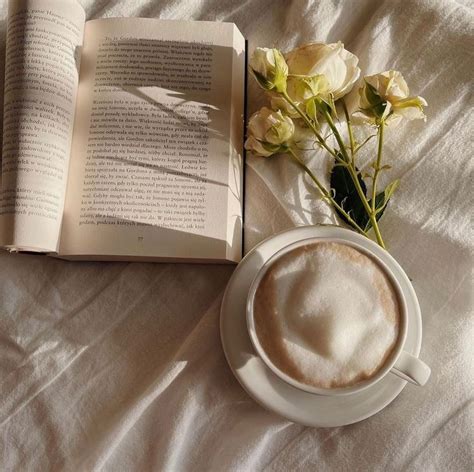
[246,43,427,249]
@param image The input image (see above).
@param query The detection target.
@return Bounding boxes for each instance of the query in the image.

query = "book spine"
[241,39,249,259]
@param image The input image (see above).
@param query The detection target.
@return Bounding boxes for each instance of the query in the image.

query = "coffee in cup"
[251,241,402,390]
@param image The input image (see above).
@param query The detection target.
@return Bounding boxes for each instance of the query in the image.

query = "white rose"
[285,41,360,100]
[249,48,288,93]
[353,70,427,125]
[245,107,295,157]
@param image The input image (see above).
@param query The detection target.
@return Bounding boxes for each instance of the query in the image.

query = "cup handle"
[390,351,431,386]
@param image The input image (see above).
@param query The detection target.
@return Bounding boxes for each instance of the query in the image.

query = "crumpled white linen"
[1,0,473,470]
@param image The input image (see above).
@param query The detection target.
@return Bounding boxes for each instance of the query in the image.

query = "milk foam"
[253,242,400,389]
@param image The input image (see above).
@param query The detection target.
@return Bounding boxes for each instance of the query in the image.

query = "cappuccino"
[253,242,401,389]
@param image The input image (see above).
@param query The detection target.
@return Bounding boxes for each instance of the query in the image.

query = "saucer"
[220,225,423,427]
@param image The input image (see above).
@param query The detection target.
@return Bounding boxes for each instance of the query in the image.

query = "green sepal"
[272,49,288,93]
[260,140,282,154]
[250,68,274,91]
[362,81,389,119]
[305,98,319,125]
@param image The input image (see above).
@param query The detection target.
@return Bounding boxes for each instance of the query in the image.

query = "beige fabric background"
[1,0,473,470]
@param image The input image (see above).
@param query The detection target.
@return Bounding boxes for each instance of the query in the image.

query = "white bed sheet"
[0,0,473,470]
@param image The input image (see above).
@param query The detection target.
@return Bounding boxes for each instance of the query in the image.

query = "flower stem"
[288,148,366,235]
[323,108,387,249]
[322,108,350,163]
[370,215,385,248]
[372,122,385,212]
[342,100,355,160]
[323,108,371,212]
[366,122,387,249]
[281,92,345,164]
[280,93,387,249]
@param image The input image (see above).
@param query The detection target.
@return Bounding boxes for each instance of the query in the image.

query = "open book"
[0,0,245,263]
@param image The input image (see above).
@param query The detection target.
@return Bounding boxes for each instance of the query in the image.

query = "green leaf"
[330,164,398,232]
[330,162,369,229]
[384,179,400,200]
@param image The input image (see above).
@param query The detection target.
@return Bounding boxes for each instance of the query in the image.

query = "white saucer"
[220,225,423,427]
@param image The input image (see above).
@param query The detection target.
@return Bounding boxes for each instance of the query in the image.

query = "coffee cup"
[246,235,431,396]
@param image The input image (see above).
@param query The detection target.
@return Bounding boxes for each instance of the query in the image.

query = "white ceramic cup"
[246,235,431,396]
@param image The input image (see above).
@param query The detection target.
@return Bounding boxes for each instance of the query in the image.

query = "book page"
[59,18,244,261]
[0,0,85,252]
